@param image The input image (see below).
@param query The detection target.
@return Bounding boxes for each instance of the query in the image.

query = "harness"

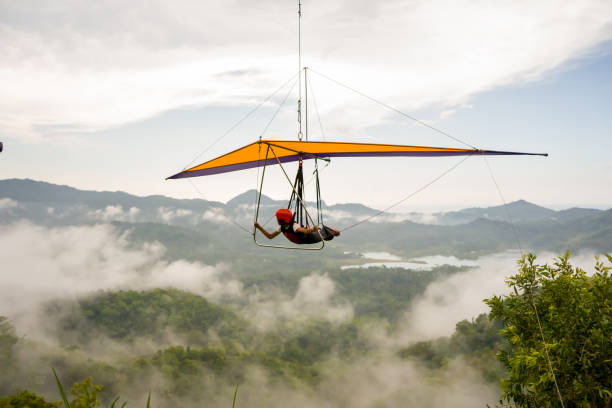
[287,155,324,227]
[280,221,303,244]
[280,219,321,245]
[253,145,326,250]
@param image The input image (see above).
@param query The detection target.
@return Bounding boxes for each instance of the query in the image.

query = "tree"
[69,377,102,408]
[0,317,18,393]
[0,317,17,366]
[0,390,60,408]
[485,252,611,407]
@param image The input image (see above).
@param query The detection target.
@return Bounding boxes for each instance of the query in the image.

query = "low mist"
[2,219,600,407]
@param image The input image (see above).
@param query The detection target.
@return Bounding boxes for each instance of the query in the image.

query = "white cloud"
[0,197,18,210]
[244,273,354,330]
[2,0,612,140]
[87,205,140,222]
[157,206,194,222]
[439,109,456,120]
[367,211,441,224]
[315,358,500,408]
[0,221,352,337]
[128,206,141,218]
[0,222,243,334]
[320,209,354,222]
[202,207,230,224]
[144,260,243,300]
[399,250,603,341]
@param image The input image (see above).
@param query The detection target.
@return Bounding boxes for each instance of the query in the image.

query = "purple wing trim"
[167,155,303,179]
[167,149,547,179]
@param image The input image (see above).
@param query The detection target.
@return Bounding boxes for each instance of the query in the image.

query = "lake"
[342,252,480,270]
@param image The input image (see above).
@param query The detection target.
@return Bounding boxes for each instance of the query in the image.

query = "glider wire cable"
[308,76,327,141]
[187,179,252,235]
[340,153,474,232]
[309,68,477,150]
[253,77,301,229]
[303,76,331,187]
[483,156,565,408]
[180,72,300,172]
[182,73,300,236]
[183,73,299,235]
[260,77,300,137]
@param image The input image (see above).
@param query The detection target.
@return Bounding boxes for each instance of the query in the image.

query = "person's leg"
[301,231,323,244]
[320,225,339,241]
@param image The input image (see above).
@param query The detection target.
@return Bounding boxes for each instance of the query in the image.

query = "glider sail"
[167,140,548,179]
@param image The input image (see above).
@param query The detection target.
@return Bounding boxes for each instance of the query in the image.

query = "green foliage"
[452,314,504,353]
[398,313,506,382]
[329,265,463,321]
[0,316,17,363]
[485,252,612,407]
[52,370,134,408]
[69,377,102,408]
[54,288,249,344]
[0,390,60,408]
[0,317,18,391]
[261,319,368,383]
[231,384,238,408]
[52,368,72,408]
[2,262,536,405]
[133,345,230,396]
[277,321,353,365]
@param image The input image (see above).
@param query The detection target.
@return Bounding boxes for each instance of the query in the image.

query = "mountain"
[1,178,610,257]
[437,200,554,224]
[0,178,222,211]
[326,202,380,216]
[435,199,604,225]
[226,189,277,207]
[554,207,603,221]
[0,179,381,234]
[226,189,379,216]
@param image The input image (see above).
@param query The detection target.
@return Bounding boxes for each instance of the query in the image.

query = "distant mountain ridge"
[1,178,610,258]
[436,199,603,225]
[227,189,380,216]
[0,178,606,226]
[0,178,223,210]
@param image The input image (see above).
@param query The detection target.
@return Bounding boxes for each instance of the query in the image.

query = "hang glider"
[167,140,548,180]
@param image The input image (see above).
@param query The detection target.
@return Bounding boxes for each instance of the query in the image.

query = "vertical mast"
[297,0,303,141]
[305,67,308,141]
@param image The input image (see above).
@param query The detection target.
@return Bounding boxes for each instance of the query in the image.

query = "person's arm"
[296,225,319,234]
[254,222,281,239]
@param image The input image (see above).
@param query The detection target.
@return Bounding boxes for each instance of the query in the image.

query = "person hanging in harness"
[254,208,340,244]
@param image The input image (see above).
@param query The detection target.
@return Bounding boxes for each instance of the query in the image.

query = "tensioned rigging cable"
[260,77,300,137]
[483,156,565,408]
[309,68,477,150]
[180,72,300,171]
[307,75,327,141]
[340,153,474,232]
[181,73,301,236]
[253,77,301,229]
[187,179,252,235]
[483,157,523,254]
[253,73,327,229]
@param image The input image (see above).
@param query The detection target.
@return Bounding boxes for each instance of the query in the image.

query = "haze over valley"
[1,178,609,407]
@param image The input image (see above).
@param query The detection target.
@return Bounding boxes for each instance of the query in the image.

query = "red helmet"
[275,208,293,224]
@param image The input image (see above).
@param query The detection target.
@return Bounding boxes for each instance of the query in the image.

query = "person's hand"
[254,222,260,228]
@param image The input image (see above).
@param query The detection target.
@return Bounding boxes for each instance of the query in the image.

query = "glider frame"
[253,143,325,250]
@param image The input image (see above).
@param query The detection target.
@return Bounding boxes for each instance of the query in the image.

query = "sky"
[1,0,612,211]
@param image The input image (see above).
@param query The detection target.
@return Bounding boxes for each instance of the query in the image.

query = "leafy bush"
[485,252,612,407]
